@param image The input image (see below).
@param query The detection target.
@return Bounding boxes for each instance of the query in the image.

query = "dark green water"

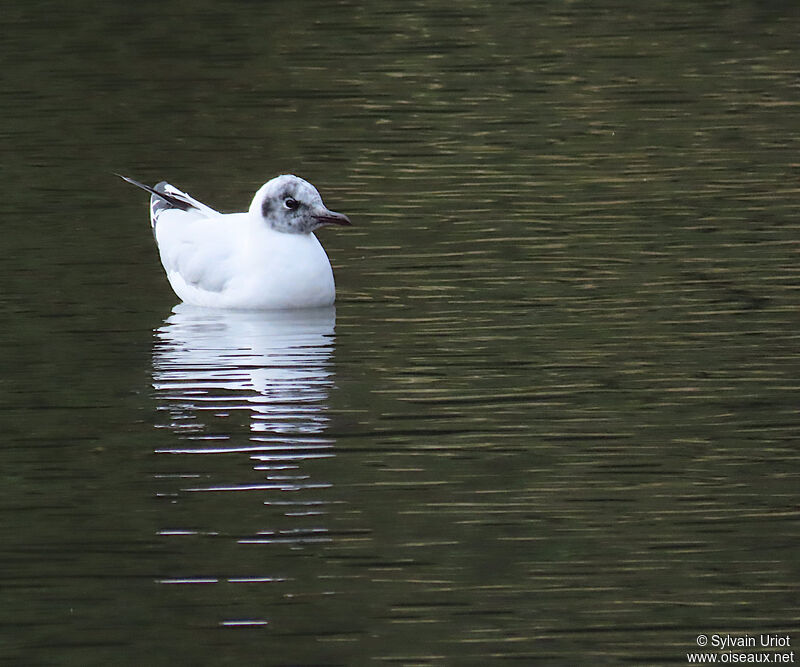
[1,1,798,664]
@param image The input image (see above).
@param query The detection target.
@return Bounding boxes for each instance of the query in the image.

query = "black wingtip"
[116,173,160,197]
[116,173,196,212]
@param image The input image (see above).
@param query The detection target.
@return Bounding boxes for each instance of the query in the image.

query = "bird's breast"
[235,230,335,308]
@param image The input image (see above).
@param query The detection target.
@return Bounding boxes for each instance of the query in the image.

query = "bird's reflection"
[152,304,336,462]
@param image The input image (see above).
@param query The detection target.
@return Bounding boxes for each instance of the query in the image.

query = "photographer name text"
[712,635,792,651]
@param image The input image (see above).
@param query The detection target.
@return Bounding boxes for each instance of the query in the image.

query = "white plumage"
[120,174,351,309]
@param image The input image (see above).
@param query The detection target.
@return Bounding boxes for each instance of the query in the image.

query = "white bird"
[119,174,351,309]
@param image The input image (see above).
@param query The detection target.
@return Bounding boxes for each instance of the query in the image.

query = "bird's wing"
[155,212,248,295]
[150,181,219,219]
[119,174,245,297]
[117,174,219,231]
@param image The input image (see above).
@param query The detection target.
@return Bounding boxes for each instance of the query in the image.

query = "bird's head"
[250,174,351,234]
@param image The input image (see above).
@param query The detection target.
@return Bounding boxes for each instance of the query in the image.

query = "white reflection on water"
[151,305,338,560]
[152,304,336,457]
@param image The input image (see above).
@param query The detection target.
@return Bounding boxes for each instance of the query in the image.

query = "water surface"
[1,1,798,664]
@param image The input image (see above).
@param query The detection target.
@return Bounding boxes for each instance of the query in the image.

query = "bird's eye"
[284,198,299,210]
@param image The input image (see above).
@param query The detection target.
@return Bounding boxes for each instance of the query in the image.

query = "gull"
[119,174,351,309]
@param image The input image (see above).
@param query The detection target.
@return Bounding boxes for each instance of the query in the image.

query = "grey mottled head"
[248,174,351,234]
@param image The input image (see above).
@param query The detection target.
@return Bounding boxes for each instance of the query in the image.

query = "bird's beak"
[314,209,352,227]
